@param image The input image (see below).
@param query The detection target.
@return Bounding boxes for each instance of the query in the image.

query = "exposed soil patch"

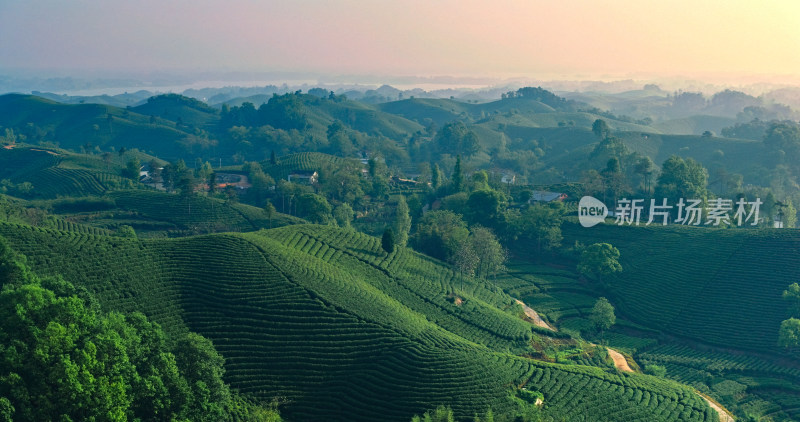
[606,347,633,372]
[514,299,556,331]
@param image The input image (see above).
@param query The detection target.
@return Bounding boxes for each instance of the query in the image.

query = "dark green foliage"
[645,364,667,378]
[592,119,610,139]
[509,203,563,252]
[295,193,332,224]
[590,297,616,334]
[654,155,708,205]
[577,243,622,282]
[382,228,396,253]
[451,155,464,193]
[0,280,231,421]
[784,283,800,315]
[410,405,454,422]
[778,318,800,348]
[123,157,141,179]
[412,210,469,262]
[467,189,507,228]
[435,123,480,157]
[393,196,411,247]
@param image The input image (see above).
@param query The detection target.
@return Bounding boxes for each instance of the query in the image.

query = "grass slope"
[0,222,717,421]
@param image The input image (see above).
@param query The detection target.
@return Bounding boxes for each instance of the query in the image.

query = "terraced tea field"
[0,222,719,421]
[562,222,800,356]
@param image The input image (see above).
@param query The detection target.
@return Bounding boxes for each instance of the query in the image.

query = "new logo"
[579,196,608,227]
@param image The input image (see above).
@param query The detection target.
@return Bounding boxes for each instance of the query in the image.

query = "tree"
[174,333,231,421]
[198,161,214,185]
[435,122,481,157]
[578,243,622,283]
[516,203,564,253]
[295,193,332,224]
[634,156,656,195]
[431,163,443,190]
[382,228,395,254]
[451,155,464,193]
[264,199,276,229]
[412,210,470,262]
[778,318,800,348]
[333,203,354,228]
[590,297,616,337]
[410,405,455,422]
[467,189,507,228]
[0,270,238,422]
[393,196,411,247]
[764,122,800,170]
[592,119,610,139]
[453,239,478,291]
[123,157,141,180]
[784,199,798,228]
[654,156,708,209]
[116,225,137,238]
[469,226,506,281]
[784,283,800,314]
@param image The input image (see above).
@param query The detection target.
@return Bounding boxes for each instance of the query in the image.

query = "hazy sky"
[2,0,800,84]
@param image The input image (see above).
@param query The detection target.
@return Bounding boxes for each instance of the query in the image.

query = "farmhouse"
[529,191,567,203]
[288,170,318,185]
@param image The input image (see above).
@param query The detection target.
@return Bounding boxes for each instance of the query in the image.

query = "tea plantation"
[562,222,800,355]
[0,221,718,421]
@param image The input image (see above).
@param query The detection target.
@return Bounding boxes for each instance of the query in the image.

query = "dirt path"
[602,348,733,420]
[514,299,556,331]
[606,347,633,372]
[698,393,735,422]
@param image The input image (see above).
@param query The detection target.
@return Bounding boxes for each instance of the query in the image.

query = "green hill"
[131,93,220,128]
[262,151,358,181]
[0,222,718,421]
[50,189,303,236]
[0,94,197,159]
[561,223,800,355]
[504,223,800,420]
[0,145,141,198]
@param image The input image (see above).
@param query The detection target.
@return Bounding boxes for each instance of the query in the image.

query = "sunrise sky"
[2,0,800,85]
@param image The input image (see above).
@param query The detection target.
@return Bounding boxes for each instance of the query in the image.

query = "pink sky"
[2,0,800,84]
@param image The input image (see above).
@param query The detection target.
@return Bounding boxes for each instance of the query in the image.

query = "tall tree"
[431,163,443,190]
[381,228,396,254]
[590,297,616,338]
[393,196,411,247]
[333,203,354,228]
[592,119,610,139]
[451,155,464,193]
[778,318,800,348]
[264,199,276,229]
[469,226,506,281]
[453,240,478,291]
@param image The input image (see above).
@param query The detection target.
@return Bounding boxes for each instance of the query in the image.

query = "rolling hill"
[0,94,197,159]
[0,222,719,421]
